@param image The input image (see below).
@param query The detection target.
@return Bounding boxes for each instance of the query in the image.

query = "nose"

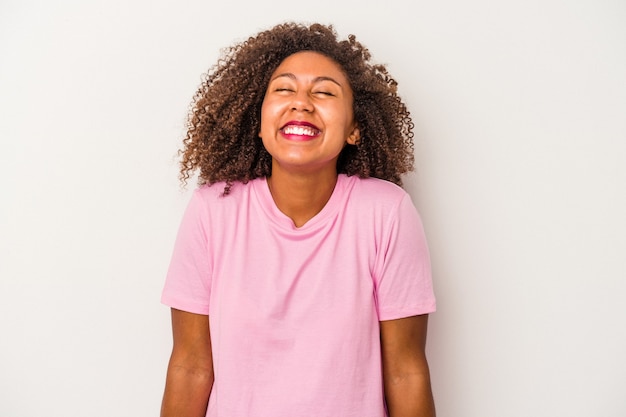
[290,90,313,112]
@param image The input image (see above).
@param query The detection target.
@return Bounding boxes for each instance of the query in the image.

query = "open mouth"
[282,125,319,136]
[280,121,321,138]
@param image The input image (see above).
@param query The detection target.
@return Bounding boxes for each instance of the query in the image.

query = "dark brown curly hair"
[179,22,415,194]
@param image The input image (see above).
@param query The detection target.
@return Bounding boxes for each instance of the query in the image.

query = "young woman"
[160,22,436,417]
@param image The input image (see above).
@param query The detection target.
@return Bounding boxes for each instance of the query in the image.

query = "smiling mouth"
[280,121,321,139]
[282,125,320,136]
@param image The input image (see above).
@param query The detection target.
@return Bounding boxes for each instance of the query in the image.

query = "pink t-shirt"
[162,174,435,417]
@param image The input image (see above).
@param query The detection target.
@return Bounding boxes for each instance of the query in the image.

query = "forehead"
[272,51,348,81]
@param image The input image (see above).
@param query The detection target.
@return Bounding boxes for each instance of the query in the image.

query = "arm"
[380,314,435,417]
[161,308,214,417]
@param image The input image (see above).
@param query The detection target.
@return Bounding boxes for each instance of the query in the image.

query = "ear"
[346,126,360,145]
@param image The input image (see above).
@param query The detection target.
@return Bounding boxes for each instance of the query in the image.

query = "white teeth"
[283,125,317,136]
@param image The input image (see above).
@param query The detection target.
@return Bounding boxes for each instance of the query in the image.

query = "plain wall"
[1,0,624,416]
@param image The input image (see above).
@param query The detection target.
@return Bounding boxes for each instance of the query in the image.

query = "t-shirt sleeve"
[374,194,436,321]
[161,189,212,315]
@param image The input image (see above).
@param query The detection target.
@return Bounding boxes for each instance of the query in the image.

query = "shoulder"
[193,179,257,204]
[351,176,407,194]
[185,180,261,223]
[344,175,412,208]
[341,176,424,236]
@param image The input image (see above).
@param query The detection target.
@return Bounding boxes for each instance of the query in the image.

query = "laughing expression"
[259,51,360,175]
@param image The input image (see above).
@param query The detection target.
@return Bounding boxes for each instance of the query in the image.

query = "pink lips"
[280,120,321,141]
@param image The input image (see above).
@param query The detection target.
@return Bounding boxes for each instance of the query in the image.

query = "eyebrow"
[271,73,343,87]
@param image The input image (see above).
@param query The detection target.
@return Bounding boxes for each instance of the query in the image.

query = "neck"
[267,165,338,228]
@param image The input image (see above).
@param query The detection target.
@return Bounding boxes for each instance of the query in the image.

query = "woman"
[161,22,436,417]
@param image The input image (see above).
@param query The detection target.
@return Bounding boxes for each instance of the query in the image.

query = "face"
[259,51,360,175]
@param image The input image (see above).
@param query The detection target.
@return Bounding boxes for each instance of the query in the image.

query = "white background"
[1,0,624,416]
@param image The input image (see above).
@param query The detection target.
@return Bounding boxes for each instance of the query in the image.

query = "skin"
[259,51,360,177]
[259,51,360,227]
[381,315,436,417]
[161,51,435,417]
[160,310,213,417]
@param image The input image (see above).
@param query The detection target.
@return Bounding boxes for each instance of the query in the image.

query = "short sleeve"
[161,189,212,315]
[373,194,436,321]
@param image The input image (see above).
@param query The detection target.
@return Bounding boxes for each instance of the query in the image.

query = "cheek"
[326,98,354,126]
[259,99,282,131]
[330,109,355,136]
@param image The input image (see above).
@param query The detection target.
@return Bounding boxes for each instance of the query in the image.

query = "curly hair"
[179,22,415,194]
